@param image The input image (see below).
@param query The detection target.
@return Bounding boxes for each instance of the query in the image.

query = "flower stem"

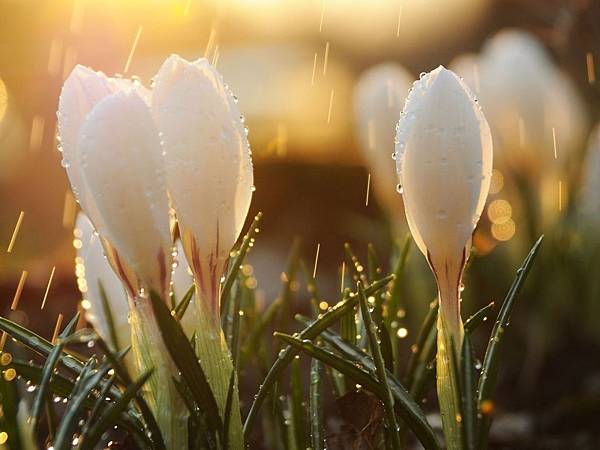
[194,286,244,449]
[129,298,188,450]
[436,307,465,450]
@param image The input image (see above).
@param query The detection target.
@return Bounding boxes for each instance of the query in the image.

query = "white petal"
[353,63,413,219]
[152,55,253,312]
[396,66,492,263]
[75,213,129,350]
[58,66,114,215]
[78,89,172,297]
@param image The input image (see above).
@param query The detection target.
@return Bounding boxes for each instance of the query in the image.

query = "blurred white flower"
[59,67,172,299]
[451,29,588,175]
[353,63,412,221]
[580,124,600,224]
[395,66,492,336]
[152,55,254,323]
[76,213,198,351]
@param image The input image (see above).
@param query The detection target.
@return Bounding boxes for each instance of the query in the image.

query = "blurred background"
[1,0,600,447]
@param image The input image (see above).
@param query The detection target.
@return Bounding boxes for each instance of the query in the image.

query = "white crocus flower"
[354,63,412,223]
[451,29,587,175]
[59,67,180,449]
[395,66,492,449]
[152,55,254,323]
[396,66,492,335]
[151,55,250,449]
[59,66,172,299]
[59,57,251,448]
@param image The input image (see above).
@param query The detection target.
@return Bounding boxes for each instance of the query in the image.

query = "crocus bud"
[397,66,492,449]
[396,66,492,329]
[59,67,172,299]
[451,30,587,176]
[396,66,492,450]
[152,55,254,322]
[353,63,412,222]
[152,55,248,449]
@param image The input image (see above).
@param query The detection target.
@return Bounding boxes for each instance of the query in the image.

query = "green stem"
[436,313,464,450]
[195,287,244,449]
[129,298,188,450]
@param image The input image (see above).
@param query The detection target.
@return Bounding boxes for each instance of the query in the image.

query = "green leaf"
[296,316,437,447]
[309,357,325,450]
[242,275,394,438]
[290,357,307,450]
[367,244,384,324]
[343,243,367,284]
[0,315,85,375]
[95,339,165,450]
[31,312,79,429]
[222,369,236,450]
[379,322,394,373]
[239,297,283,368]
[275,332,440,450]
[461,333,477,450]
[476,236,543,448]
[405,299,438,389]
[174,284,195,321]
[79,369,154,450]
[358,281,402,450]
[53,360,113,450]
[386,235,411,331]
[220,212,263,322]
[149,291,223,440]
[86,373,116,428]
[464,301,495,333]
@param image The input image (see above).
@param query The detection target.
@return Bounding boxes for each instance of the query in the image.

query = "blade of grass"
[276,332,440,450]
[223,370,236,450]
[239,297,283,368]
[79,369,153,450]
[367,244,384,324]
[309,356,325,450]
[220,212,262,322]
[174,284,195,321]
[290,357,307,450]
[386,235,411,331]
[149,291,223,440]
[95,339,165,450]
[405,299,438,387]
[0,316,85,375]
[53,360,113,450]
[31,313,79,429]
[243,275,394,437]
[464,301,495,333]
[461,333,477,450]
[358,282,401,449]
[86,373,116,427]
[230,276,244,371]
[343,243,368,284]
[476,236,543,448]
